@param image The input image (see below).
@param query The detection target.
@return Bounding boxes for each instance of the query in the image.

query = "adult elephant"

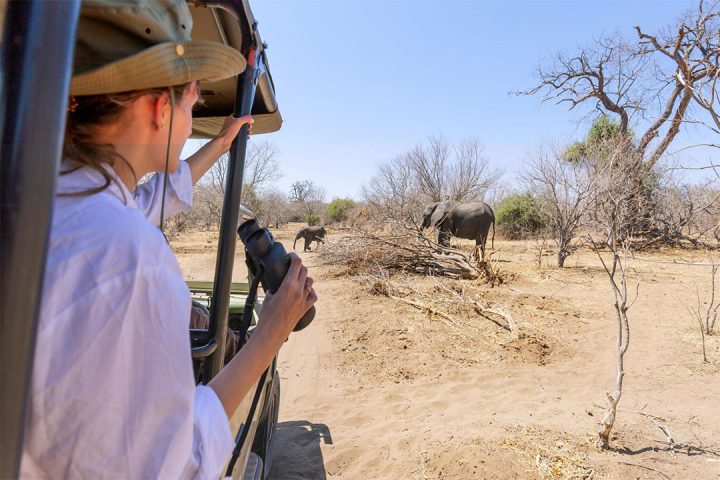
[421,200,495,258]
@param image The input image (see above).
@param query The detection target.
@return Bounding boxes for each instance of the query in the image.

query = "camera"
[238,215,315,331]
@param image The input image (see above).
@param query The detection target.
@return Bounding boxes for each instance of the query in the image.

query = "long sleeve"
[23,262,234,479]
[135,160,194,226]
[22,181,234,479]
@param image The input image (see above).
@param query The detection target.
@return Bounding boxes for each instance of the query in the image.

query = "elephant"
[293,226,327,252]
[421,200,495,258]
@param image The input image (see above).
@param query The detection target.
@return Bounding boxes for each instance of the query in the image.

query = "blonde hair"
[62,83,192,196]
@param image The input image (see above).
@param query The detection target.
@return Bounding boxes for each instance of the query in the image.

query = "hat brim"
[70,40,245,96]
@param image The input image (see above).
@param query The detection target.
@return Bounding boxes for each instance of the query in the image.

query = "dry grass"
[501,426,595,479]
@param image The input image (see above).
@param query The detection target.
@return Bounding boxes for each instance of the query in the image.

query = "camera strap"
[236,261,263,350]
[226,367,268,476]
[226,258,267,475]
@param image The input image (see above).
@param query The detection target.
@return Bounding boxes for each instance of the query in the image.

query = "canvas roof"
[189,1,282,137]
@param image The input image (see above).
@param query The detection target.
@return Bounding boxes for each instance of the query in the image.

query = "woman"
[21,1,316,478]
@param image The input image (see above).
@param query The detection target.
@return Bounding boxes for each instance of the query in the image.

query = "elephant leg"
[438,230,450,247]
[304,237,311,251]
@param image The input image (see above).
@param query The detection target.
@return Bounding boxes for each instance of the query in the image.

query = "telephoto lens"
[238,217,315,331]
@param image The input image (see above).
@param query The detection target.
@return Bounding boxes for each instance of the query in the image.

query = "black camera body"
[238,218,315,331]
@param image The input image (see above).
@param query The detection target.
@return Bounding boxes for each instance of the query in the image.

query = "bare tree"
[289,180,326,218]
[361,155,423,223]
[362,136,500,224]
[408,136,500,203]
[591,140,644,450]
[451,137,499,201]
[257,188,291,228]
[408,137,450,202]
[243,141,282,191]
[199,140,282,225]
[648,177,720,247]
[523,142,599,267]
[635,2,720,156]
[687,262,720,363]
[206,140,281,201]
[593,214,636,450]
[521,1,720,173]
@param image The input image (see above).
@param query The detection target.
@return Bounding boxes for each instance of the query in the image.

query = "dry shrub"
[501,426,595,479]
[477,253,514,287]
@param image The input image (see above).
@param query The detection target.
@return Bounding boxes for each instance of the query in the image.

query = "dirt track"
[173,225,720,479]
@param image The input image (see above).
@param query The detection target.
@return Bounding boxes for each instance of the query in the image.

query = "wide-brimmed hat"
[71,0,245,96]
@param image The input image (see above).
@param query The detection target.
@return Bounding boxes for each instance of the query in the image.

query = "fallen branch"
[430,276,519,337]
[638,411,675,452]
[617,461,671,480]
[366,274,518,340]
[387,295,471,339]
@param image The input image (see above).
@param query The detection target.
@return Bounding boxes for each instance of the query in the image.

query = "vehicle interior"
[0,1,282,478]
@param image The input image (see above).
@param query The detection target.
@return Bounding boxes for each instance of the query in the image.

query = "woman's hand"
[209,252,316,417]
[255,253,317,344]
[185,115,254,184]
[213,114,254,152]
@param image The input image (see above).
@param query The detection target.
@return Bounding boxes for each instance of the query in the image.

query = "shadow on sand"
[269,421,332,480]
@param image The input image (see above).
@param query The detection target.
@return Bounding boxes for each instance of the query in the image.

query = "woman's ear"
[150,92,170,130]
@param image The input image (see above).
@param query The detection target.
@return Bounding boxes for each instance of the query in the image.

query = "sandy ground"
[173,224,720,479]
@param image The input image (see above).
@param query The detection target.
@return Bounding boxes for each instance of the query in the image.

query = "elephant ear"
[430,202,446,227]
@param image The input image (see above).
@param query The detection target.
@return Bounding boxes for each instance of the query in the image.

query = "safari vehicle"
[1,1,283,478]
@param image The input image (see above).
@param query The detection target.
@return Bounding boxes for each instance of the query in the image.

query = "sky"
[184,0,710,200]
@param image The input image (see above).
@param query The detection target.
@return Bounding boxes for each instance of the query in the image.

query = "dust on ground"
[173,223,720,479]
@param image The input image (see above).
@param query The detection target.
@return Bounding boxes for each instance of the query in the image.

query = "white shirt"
[21,162,234,479]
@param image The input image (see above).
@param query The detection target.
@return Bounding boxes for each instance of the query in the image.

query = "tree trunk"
[597,248,630,450]
[597,357,624,449]
[557,237,569,268]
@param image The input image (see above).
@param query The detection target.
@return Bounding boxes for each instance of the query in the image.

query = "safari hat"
[71,0,245,96]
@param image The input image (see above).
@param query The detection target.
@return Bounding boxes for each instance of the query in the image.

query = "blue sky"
[186,0,709,200]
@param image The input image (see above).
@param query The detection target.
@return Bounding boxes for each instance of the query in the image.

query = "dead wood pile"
[320,226,483,279]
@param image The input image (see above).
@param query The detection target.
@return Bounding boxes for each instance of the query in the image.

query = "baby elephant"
[293,226,327,252]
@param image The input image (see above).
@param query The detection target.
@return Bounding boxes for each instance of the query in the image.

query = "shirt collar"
[57,161,139,210]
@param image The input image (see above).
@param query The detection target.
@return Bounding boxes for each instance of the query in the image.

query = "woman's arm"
[209,253,317,417]
[186,115,254,185]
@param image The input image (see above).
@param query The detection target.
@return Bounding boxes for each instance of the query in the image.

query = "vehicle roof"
[189,0,282,137]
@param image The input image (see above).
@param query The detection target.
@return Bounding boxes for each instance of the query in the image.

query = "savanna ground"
[172,223,720,479]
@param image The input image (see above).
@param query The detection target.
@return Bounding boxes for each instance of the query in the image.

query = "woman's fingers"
[296,264,308,292]
[254,252,319,344]
[306,288,318,307]
[285,253,303,282]
[215,115,254,149]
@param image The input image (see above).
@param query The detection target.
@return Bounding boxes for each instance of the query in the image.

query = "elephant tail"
[491,219,495,249]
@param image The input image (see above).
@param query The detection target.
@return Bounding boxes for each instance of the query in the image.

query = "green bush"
[306,214,321,226]
[495,194,548,239]
[327,198,355,223]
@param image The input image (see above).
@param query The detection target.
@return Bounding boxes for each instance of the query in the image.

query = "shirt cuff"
[171,160,194,210]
